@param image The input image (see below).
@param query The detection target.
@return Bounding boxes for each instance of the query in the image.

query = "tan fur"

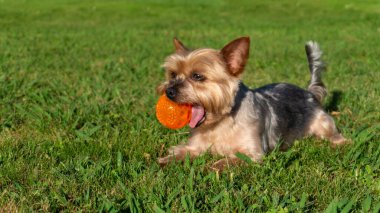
[158,114,264,166]
[308,110,347,145]
[159,48,240,125]
[158,38,257,167]
[157,37,347,169]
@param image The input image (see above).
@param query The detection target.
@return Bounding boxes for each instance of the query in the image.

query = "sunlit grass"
[0,0,379,211]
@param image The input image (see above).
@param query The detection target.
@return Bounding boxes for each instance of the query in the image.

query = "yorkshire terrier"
[157,37,347,169]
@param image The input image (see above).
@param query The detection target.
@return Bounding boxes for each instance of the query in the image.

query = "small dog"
[157,37,347,169]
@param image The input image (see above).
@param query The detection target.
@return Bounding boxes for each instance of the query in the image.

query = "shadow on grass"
[324,90,343,112]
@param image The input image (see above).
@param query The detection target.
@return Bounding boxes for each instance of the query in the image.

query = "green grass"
[0,0,379,211]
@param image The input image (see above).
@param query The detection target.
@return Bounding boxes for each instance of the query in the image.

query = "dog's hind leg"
[308,110,347,146]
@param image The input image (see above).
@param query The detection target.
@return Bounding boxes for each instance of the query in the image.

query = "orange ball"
[156,94,192,129]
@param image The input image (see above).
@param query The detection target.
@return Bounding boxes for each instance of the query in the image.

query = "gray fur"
[233,82,321,153]
[228,42,328,152]
[305,41,327,103]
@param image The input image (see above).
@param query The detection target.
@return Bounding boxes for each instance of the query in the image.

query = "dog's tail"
[305,41,327,104]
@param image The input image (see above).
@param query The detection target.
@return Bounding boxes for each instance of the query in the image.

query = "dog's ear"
[221,37,250,76]
[173,37,189,53]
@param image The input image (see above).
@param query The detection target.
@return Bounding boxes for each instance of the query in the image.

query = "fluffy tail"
[305,41,327,103]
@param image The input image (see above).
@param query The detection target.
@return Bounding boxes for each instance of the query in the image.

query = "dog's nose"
[166,87,177,100]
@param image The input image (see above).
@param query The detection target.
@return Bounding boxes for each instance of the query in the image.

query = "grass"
[0,0,379,211]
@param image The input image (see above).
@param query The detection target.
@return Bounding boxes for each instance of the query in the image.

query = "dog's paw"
[211,159,228,172]
[211,158,241,172]
[158,155,175,167]
[330,134,351,147]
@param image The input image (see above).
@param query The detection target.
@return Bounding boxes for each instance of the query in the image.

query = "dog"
[156,37,347,169]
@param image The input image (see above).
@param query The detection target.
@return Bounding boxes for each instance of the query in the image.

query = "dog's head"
[157,37,250,128]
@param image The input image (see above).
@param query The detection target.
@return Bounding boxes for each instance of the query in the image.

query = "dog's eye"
[191,73,205,81]
[170,72,177,79]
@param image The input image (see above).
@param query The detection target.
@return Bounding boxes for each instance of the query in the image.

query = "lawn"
[0,0,379,211]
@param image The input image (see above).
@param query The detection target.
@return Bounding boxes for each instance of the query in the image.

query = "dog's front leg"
[211,144,265,171]
[211,157,242,171]
[211,153,264,171]
[158,142,208,166]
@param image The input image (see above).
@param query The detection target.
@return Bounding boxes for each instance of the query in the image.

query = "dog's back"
[251,83,321,152]
[247,41,328,151]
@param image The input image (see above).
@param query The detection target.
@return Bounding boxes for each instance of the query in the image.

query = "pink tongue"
[189,106,205,128]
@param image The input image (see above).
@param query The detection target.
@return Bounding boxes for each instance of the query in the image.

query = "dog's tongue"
[189,106,205,128]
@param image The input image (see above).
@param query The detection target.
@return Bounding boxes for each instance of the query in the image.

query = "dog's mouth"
[189,105,205,128]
